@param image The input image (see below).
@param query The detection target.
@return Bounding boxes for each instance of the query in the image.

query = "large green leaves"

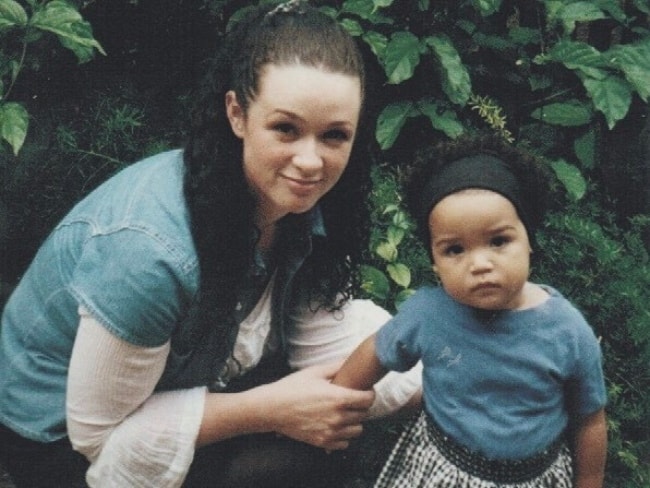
[606,39,650,102]
[0,0,27,29]
[375,100,464,149]
[547,1,606,34]
[471,0,502,17]
[376,101,416,150]
[541,40,608,79]
[0,102,28,155]
[551,159,587,201]
[531,100,593,126]
[0,0,105,154]
[425,35,472,106]
[382,31,422,84]
[30,0,105,63]
[534,39,648,128]
[582,75,632,129]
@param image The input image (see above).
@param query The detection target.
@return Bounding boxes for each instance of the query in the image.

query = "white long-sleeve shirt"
[67,295,421,487]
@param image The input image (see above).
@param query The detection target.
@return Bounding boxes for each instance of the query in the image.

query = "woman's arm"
[67,312,204,487]
[573,408,607,488]
[332,333,388,390]
[198,362,375,451]
[287,298,422,417]
[68,311,376,487]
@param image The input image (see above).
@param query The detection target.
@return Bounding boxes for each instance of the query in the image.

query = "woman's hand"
[263,362,375,450]
[198,362,375,451]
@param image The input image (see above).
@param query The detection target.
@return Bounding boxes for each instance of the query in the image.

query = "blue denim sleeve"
[70,228,198,347]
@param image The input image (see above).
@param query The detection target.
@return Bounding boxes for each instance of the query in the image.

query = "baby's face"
[428,189,532,311]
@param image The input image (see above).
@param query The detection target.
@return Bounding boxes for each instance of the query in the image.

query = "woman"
[0,2,421,487]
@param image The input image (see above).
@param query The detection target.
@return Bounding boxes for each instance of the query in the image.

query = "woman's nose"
[293,138,322,173]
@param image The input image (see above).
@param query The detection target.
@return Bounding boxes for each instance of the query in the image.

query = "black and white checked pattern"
[374,412,573,488]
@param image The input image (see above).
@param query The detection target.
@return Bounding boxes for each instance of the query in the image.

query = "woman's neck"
[254,218,277,255]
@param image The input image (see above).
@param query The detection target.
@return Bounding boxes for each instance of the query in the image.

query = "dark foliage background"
[1,1,649,485]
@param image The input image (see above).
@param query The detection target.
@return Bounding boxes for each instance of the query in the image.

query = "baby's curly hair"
[405,132,556,250]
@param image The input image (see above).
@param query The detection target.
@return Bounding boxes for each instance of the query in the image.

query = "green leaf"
[341,0,374,18]
[555,2,606,34]
[341,0,393,24]
[544,40,608,80]
[633,0,650,14]
[360,264,390,300]
[339,17,363,36]
[387,263,411,288]
[30,0,106,61]
[551,159,587,201]
[362,30,388,61]
[582,75,632,129]
[0,101,29,156]
[382,31,422,84]
[471,0,502,16]
[391,209,410,229]
[597,0,627,22]
[417,100,465,138]
[574,129,596,170]
[472,31,516,51]
[530,100,593,127]
[508,26,540,46]
[0,0,28,29]
[387,226,405,246]
[394,288,416,308]
[376,240,398,262]
[372,0,394,9]
[606,39,650,102]
[528,74,553,91]
[376,101,416,149]
[425,35,472,106]
[58,19,101,63]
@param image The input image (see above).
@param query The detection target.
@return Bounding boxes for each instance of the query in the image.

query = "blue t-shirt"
[375,285,607,460]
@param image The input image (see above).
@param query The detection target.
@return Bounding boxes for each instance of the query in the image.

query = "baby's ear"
[432,264,438,275]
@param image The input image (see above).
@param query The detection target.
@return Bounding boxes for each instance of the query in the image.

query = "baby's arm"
[332,333,388,390]
[573,408,607,488]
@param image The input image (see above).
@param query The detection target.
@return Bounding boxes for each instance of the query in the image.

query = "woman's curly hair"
[182,2,371,345]
[405,132,556,252]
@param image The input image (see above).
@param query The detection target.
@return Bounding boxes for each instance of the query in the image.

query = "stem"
[3,40,28,101]
[74,148,123,166]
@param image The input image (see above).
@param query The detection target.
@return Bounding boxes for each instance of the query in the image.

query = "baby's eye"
[444,244,464,256]
[491,235,510,247]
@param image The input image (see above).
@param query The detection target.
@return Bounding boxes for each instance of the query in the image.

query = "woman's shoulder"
[62,150,192,243]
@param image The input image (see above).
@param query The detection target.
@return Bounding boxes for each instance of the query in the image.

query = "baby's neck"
[517,282,550,310]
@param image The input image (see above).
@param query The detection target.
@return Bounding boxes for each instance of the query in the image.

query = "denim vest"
[0,149,323,441]
[157,208,323,393]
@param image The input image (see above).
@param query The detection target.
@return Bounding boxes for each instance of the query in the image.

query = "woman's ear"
[225,90,245,138]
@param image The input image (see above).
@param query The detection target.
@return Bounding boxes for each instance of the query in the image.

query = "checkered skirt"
[374,412,573,488]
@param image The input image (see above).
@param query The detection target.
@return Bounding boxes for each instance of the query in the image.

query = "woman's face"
[226,64,362,226]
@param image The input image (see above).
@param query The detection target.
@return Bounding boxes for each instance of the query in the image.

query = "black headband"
[418,154,533,237]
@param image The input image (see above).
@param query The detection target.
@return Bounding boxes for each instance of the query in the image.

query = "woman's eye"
[323,129,350,142]
[274,123,296,135]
